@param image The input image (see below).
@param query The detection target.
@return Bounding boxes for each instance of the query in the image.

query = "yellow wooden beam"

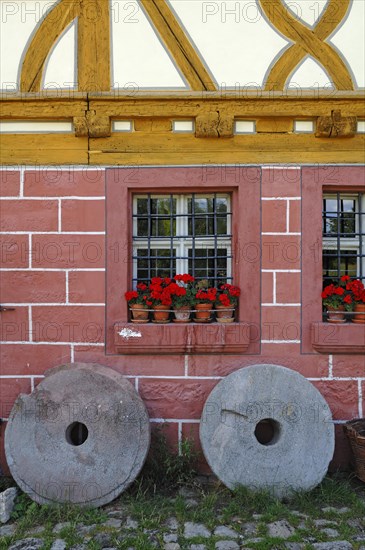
[89,132,364,153]
[1,131,364,166]
[259,0,353,91]
[78,0,111,92]
[89,96,365,118]
[0,134,88,164]
[15,0,356,95]
[88,150,364,166]
[1,94,364,165]
[0,100,87,119]
[256,118,293,133]
[1,96,363,121]
[19,0,111,94]
[20,0,79,92]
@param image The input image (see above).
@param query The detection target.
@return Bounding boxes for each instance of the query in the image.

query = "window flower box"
[114,321,250,354]
[311,322,365,354]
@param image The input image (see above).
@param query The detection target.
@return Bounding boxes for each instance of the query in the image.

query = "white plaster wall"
[0,0,364,91]
[111,0,186,89]
[331,0,365,88]
[169,0,288,89]
[43,22,76,89]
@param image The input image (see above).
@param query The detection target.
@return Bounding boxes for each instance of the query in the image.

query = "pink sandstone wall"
[0,166,363,475]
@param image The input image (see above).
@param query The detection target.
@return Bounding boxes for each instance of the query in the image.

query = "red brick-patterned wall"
[0,166,363,475]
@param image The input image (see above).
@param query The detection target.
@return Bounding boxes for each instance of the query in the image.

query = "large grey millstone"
[200,364,334,498]
[5,363,150,507]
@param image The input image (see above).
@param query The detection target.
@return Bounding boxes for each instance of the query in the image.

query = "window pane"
[216,197,228,213]
[188,196,228,236]
[136,249,176,281]
[188,197,208,235]
[217,215,227,234]
[137,198,149,236]
[133,193,232,285]
[323,197,356,236]
[188,248,228,285]
[341,199,356,235]
[151,198,176,237]
[137,198,148,215]
[323,250,358,286]
[136,197,176,237]
[322,192,364,286]
[216,197,228,234]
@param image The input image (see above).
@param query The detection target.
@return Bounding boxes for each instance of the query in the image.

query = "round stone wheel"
[200,364,335,498]
[5,363,150,507]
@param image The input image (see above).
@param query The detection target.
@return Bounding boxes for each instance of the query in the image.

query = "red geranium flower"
[125,291,138,302]
[216,283,241,306]
[322,278,354,312]
[219,294,231,307]
[175,274,195,284]
[196,288,217,303]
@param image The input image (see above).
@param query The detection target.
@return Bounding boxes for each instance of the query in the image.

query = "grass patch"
[221,484,289,522]
[13,498,107,531]
[291,473,365,514]
[1,461,365,550]
[136,427,200,493]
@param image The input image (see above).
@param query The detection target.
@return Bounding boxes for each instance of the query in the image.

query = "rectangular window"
[132,193,232,286]
[322,192,365,287]
[107,166,260,354]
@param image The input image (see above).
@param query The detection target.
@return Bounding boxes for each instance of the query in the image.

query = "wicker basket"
[343,419,365,483]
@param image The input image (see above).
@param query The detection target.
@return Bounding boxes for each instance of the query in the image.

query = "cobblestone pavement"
[1,480,365,550]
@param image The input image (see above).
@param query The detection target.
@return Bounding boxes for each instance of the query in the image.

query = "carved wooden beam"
[256,118,293,133]
[74,110,111,138]
[316,110,357,138]
[195,112,233,138]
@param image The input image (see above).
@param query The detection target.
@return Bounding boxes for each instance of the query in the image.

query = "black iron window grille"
[322,192,365,287]
[132,193,232,286]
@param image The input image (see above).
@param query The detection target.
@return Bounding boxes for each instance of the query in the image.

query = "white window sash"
[132,193,232,283]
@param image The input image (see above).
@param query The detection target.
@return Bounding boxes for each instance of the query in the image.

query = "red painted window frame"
[302,165,365,354]
[105,166,261,354]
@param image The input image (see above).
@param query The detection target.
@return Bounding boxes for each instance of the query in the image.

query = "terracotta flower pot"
[130,303,149,322]
[215,303,235,323]
[195,303,212,322]
[326,305,346,323]
[153,304,170,323]
[353,303,365,324]
[173,306,191,323]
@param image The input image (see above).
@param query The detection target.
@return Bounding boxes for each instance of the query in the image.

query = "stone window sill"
[114,322,250,354]
[311,323,365,354]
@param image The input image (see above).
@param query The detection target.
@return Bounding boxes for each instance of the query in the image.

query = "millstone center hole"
[254,418,281,446]
[66,422,88,446]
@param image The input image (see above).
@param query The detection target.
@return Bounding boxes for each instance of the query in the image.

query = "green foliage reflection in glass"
[188,196,227,236]
[137,249,176,280]
[137,195,228,237]
[137,197,177,237]
[188,248,227,283]
[323,197,356,236]
[322,193,363,288]
[134,193,231,285]
[323,250,357,286]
